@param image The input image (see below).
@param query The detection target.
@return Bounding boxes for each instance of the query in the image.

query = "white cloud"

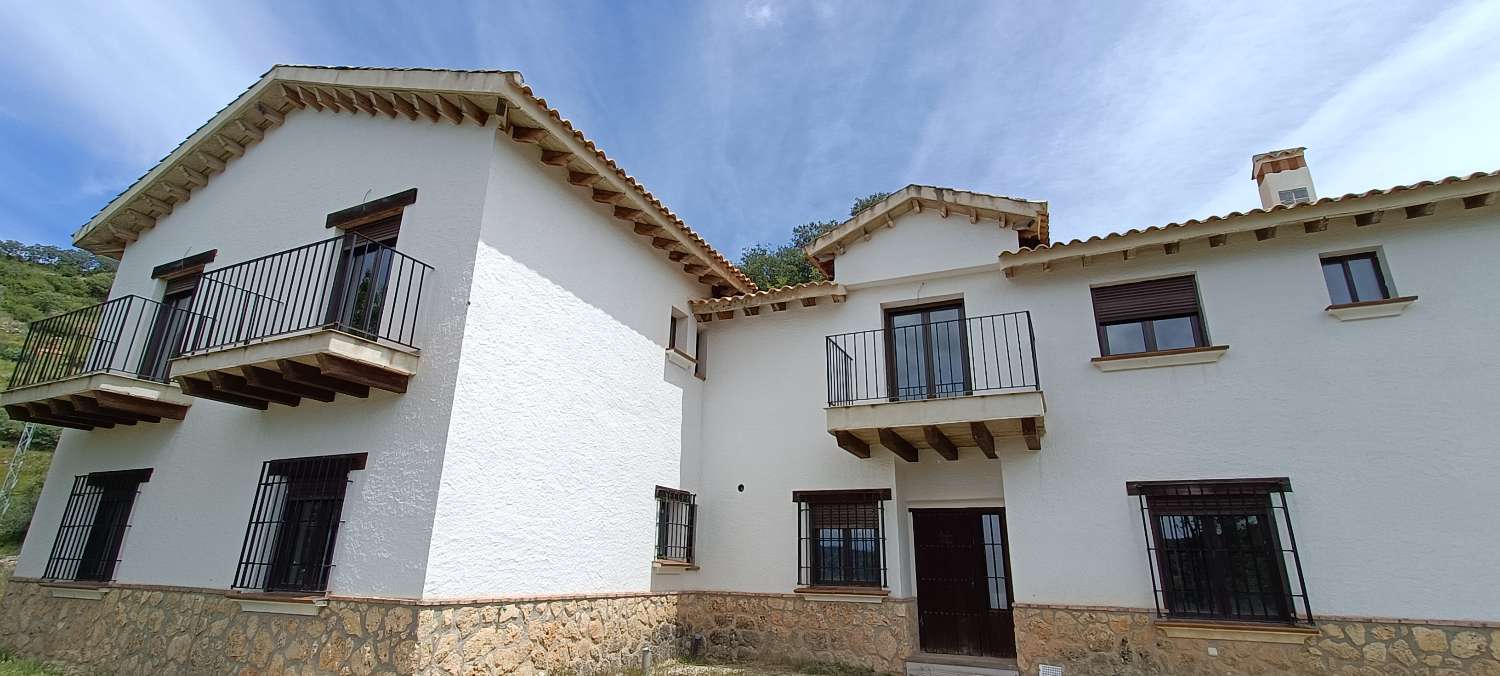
[743,1,780,28]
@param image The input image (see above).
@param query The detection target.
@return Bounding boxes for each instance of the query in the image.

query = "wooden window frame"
[882,300,972,401]
[1320,252,1391,305]
[1092,276,1208,357]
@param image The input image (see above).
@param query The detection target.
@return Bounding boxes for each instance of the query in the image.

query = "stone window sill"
[1155,619,1319,644]
[40,582,111,600]
[1326,295,1417,321]
[651,559,700,575]
[793,586,889,603]
[228,592,329,616]
[1092,345,1229,372]
[665,347,697,370]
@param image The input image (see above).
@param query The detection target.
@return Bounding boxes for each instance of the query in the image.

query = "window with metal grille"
[655,487,696,563]
[233,454,365,593]
[1091,275,1208,356]
[1127,478,1313,624]
[1320,252,1391,306]
[794,489,889,588]
[1277,187,1311,206]
[43,469,152,582]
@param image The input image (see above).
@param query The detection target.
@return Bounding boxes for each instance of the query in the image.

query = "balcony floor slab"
[169,329,418,409]
[1,373,192,429]
[826,390,1046,460]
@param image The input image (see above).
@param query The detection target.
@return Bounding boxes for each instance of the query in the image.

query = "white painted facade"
[10,67,1500,665]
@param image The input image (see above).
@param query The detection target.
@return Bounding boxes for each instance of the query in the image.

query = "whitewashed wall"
[999,204,1500,621]
[16,110,497,598]
[420,131,707,598]
[693,202,1500,621]
[831,210,1020,287]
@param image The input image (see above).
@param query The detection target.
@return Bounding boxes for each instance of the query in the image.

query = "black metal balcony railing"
[181,232,432,355]
[7,295,209,390]
[824,311,1040,406]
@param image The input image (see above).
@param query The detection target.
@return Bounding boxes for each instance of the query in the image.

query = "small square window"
[1277,187,1311,206]
[1320,253,1390,306]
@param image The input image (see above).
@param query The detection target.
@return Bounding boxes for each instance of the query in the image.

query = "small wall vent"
[1039,665,1064,676]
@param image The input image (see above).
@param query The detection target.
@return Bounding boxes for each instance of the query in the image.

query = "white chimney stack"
[1252,147,1316,210]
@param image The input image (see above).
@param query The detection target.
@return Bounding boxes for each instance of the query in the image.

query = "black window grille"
[655,487,697,563]
[233,454,365,593]
[1127,478,1313,624]
[794,489,889,588]
[42,469,152,582]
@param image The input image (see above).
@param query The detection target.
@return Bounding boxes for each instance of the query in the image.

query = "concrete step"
[906,652,1020,676]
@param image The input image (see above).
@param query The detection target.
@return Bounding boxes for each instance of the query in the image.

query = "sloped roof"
[1000,170,1500,274]
[73,65,756,294]
[805,185,1048,262]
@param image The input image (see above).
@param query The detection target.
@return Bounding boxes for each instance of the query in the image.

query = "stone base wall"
[1015,604,1500,676]
[676,592,918,673]
[0,580,914,674]
[413,593,681,675]
[0,579,417,674]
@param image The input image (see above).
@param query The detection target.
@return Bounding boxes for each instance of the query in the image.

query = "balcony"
[823,311,1044,460]
[1,296,196,429]
[169,233,431,409]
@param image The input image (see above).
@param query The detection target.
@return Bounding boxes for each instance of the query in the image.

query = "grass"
[0,650,62,676]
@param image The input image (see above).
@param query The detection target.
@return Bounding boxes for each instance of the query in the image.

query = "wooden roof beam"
[458,96,490,126]
[196,151,225,174]
[435,94,464,124]
[878,428,919,463]
[614,206,645,221]
[970,422,996,459]
[390,92,419,121]
[923,426,959,461]
[233,119,263,143]
[368,91,397,118]
[592,188,624,204]
[512,126,546,143]
[1404,202,1436,219]
[178,165,209,187]
[295,86,323,112]
[217,134,245,158]
[541,150,573,166]
[412,94,441,122]
[834,431,870,459]
[255,101,286,126]
[568,171,601,187]
[1463,192,1496,209]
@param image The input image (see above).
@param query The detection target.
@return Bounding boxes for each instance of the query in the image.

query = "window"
[43,469,152,582]
[654,487,696,563]
[1320,252,1390,306]
[1091,276,1207,356]
[233,454,365,593]
[693,330,706,379]
[1277,187,1311,206]
[794,489,889,588]
[885,302,969,400]
[1127,478,1312,624]
[668,310,690,352]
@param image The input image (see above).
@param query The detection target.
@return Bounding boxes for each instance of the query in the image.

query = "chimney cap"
[1252,147,1307,180]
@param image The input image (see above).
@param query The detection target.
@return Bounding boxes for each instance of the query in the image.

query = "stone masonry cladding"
[1015,604,1500,676]
[0,580,917,675]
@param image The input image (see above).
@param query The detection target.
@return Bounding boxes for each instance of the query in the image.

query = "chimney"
[1252,147,1316,210]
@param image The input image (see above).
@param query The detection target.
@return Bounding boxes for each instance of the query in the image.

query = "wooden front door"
[911,509,1016,658]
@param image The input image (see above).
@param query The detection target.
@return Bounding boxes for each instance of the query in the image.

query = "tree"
[738,193,891,290]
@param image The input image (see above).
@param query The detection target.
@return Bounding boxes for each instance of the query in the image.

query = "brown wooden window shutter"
[349,214,402,244]
[1091,275,1201,324]
[164,275,200,296]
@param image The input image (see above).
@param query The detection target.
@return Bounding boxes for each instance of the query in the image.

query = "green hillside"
[0,240,115,553]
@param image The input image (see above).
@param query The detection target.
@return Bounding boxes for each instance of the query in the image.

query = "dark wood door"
[912,509,1015,658]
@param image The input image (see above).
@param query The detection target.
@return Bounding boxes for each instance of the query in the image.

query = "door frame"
[882,300,972,401]
[908,506,1017,658]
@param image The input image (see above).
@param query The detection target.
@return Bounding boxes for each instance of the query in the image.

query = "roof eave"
[805,184,1048,261]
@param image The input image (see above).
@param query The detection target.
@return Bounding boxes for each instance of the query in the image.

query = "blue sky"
[2,1,1498,259]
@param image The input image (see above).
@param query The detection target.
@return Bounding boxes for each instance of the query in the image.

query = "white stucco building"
[1,66,1497,676]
